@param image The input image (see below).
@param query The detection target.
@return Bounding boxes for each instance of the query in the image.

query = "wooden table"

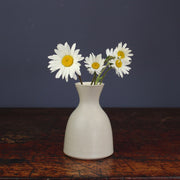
[0,108,179,179]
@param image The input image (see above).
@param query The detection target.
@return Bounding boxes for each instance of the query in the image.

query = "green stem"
[95,62,110,85]
[93,73,97,85]
[91,72,97,85]
[78,75,83,85]
[94,56,115,85]
[104,56,115,63]
[99,67,112,84]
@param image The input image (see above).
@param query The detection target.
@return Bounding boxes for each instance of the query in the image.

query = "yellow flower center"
[117,51,125,59]
[115,59,122,68]
[92,62,100,69]
[62,55,73,67]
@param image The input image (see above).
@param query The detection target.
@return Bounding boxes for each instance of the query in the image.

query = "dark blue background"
[0,0,180,107]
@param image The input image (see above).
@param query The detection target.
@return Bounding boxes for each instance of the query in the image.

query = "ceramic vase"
[63,82,113,160]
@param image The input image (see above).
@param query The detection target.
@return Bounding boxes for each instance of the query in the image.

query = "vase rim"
[75,82,104,87]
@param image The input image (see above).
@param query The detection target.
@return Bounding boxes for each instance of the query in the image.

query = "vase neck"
[75,83,104,106]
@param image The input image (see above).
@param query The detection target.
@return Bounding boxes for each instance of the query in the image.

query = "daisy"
[48,42,84,82]
[114,42,133,65]
[84,53,105,75]
[110,57,131,78]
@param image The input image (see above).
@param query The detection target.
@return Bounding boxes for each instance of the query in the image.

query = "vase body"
[63,82,113,160]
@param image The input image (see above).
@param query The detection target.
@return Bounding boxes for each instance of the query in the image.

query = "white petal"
[74,49,80,55]
[106,49,110,56]
[97,54,102,60]
[61,68,65,79]
[71,43,76,53]
[118,42,122,48]
[92,53,95,60]
[63,69,67,80]
[120,71,123,78]
[85,64,90,68]
[64,42,71,54]
[55,70,62,78]
[76,68,81,76]
[73,73,77,80]
[129,53,134,56]
[65,70,69,82]
[89,69,94,75]
[69,69,74,78]
[48,55,59,60]
[54,49,62,57]
[57,43,64,50]
[64,42,68,47]
[77,55,84,61]
[123,43,127,48]
[125,66,131,71]
[85,56,89,62]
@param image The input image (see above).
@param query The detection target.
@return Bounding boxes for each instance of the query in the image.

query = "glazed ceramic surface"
[63,82,113,160]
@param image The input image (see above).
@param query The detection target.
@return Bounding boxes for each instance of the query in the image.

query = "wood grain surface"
[0,108,179,179]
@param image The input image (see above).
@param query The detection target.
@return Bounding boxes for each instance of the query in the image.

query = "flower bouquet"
[48,42,133,160]
[48,42,133,84]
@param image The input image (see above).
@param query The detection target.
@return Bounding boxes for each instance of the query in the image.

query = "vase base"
[63,151,114,160]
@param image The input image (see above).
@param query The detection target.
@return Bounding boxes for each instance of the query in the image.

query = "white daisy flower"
[84,53,105,75]
[48,42,84,82]
[110,57,131,78]
[114,42,133,65]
